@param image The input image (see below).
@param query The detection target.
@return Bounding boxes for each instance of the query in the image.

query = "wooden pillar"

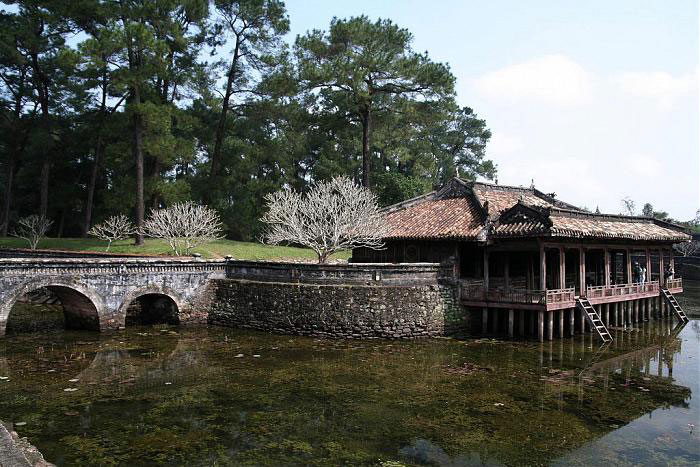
[634,300,639,323]
[604,303,609,326]
[669,247,675,272]
[559,247,566,289]
[547,312,553,341]
[579,247,586,297]
[518,310,525,336]
[645,298,650,321]
[645,248,652,284]
[604,248,611,287]
[659,248,664,287]
[558,310,564,338]
[537,311,544,342]
[626,249,632,284]
[508,309,514,337]
[504,253,510,289]
[626,301,632,324]
[578,307,585,333]
[569,308,575,336]
[484,249,490,290]
[482,307,488,334]
[539,244,547,291]
[492,309,499,334]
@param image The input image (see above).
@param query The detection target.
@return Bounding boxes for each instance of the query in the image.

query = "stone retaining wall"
[208,278,467,338]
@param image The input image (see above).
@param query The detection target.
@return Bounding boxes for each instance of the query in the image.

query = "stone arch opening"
[125,294,180,326]
[5,286,101,335]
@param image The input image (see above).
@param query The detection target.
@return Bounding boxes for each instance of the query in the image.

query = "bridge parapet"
[0,258,227,337]
[0,257,227,276]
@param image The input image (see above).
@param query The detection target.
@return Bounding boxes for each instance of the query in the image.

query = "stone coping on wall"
[225,260,449,285]
[0,254,453,285]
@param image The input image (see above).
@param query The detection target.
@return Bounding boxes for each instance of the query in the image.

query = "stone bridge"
[0,257,226,337]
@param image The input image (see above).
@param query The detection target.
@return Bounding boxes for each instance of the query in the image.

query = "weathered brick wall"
[208,279,468,338]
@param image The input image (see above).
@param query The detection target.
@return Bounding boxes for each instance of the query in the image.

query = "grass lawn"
[0,237,350,262]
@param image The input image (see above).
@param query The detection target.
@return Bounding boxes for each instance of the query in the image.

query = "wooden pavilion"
[352,178,691,342]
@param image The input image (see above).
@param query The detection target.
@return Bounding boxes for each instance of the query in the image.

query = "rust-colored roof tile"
[385,197,484,239]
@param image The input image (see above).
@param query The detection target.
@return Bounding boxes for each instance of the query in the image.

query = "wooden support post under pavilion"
[569,309,575,336]
[538,311,544,342]
[604,303,609,326]
[612,302,618,327]
[558,310,564,338]
[508,309,514,338]
[519,310,525,336]
[482,307,488,334]
[492,309,499,334]
[547,312,554,341]
[634,300,639,323]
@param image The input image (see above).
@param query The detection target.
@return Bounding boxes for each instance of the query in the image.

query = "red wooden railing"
[461,282,575,306]
[666,278,682,291]
[585,281,659,300]
[546,288,576,306]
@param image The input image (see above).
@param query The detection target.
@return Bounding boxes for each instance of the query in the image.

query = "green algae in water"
[0,319,698,466]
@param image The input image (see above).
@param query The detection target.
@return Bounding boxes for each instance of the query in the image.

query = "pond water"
[0,313,698,466]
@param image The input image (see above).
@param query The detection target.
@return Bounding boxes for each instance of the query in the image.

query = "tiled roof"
[548,212,690,242]
[382,178,691,243]
[472,185,553,218]
[384,196,484,240]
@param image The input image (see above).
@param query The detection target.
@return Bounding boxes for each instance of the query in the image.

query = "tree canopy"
[0,2,497,241]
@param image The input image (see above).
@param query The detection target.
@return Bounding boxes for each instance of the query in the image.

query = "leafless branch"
[11,215,53,250]
[88,215,136,251]
[261,176,388,263]
[141,202,224,256]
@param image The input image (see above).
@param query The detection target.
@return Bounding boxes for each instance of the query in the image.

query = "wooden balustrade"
[545,288,576,306]
[666,278,683,292]
[584,281,660,305]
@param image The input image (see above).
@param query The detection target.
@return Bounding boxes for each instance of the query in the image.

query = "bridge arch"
[0,279,106,335]
[117,286,186,326]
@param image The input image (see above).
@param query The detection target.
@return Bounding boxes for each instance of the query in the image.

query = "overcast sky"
[286,0,699,220]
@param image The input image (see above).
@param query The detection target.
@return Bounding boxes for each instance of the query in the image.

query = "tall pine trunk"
[133,87,145,246]
[210,37,241,182]
[82,138,103,236]
[1,157,15,237]
[361,105,372,188]
[82,62,109,236]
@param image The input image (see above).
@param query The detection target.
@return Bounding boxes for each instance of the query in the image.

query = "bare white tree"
[11,215,53,250]
[88,215,136,251]
[674,241,700,257]
[141,201,224,256]
[621,197,637,216]
[261,176,389,263]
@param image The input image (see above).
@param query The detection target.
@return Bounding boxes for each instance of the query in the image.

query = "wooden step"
[576,297,613,343]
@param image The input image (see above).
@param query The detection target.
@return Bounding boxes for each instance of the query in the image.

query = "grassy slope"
[0,237,350,261]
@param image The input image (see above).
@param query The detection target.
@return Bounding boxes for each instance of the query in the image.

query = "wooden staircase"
[661,288,689,323]
[575,297,613,343]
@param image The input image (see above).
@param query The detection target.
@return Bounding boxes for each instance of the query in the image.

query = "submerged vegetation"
[0,317,697,466]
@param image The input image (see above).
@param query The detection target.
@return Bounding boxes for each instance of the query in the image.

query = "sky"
[284,0,699,221]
